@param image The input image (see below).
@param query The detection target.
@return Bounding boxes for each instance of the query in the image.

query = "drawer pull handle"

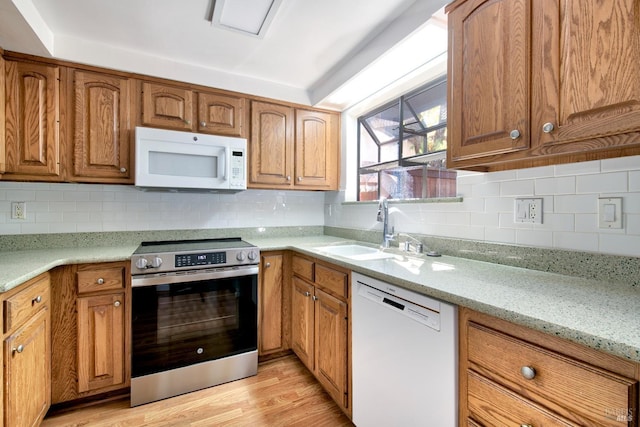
[521,366,536,380]
[12,345,24,354]
[97,278,105,285]
[114,300,121,307]
[32,295,42,304]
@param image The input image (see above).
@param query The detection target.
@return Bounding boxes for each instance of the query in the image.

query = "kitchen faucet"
[377,198,395,248]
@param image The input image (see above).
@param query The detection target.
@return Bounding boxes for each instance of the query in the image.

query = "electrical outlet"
[11,202,26,220]
[514,198,543,224]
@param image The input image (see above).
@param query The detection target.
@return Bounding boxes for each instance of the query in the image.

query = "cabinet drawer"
[4,273,50,333]
[77,267,125,294]
[315,264,348,299]
[468,370,575,426]
[468,322,637,426]
[292,256,314,282]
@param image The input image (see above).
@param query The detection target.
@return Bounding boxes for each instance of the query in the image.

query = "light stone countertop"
[0,235,638,363]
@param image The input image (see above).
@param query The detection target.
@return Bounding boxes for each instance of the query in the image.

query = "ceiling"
[0,0,447,109]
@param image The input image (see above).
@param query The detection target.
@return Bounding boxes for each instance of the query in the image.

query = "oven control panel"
[176,252,226,267]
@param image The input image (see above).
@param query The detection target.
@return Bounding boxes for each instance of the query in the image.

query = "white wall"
[0,183,325,234]
[325,155,640,257]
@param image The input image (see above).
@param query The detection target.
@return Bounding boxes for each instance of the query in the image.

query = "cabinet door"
[291,277,314,371]
[314,288,348,409]
[197,92,246,137]
[4,307,50,427]
[73,70,132,181]
[532,0,640,154]
[5,60,61,178]
[259,253,285,356]
[295,109,339,190]
[447,0,531,164]
[77,293,125,393]
[249,101,294,187]
[141,82,194,130]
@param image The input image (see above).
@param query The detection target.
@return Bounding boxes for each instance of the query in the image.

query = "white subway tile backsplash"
[599,234,640,256]
[554,194,595,214]
[576,172,628,194]
[515,229,553,247]
[484,227,516,244]
[555,160,600,176]
[535,176,576,195]
[500,179,535,196]
[626,214,640,235]
[516,165,554,179]
[553,232,599,252]
[575,214,598,233]
[601,155,640,172]
[630,172,640,192]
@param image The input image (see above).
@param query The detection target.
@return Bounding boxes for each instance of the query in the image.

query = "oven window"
[131,274,257,377]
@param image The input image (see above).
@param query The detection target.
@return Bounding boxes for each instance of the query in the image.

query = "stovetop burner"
[134,237,255,255]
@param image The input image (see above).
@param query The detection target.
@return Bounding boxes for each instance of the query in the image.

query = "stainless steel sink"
[314,244,396,261]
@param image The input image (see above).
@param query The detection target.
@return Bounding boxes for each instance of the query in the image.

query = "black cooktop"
[133,237,256,255]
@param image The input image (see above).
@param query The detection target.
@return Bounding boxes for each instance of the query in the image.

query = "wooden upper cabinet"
[4,60,61,178]
[249,101,340,190]
[72,70,132,182]
[531,0,640,155]
[249,100,295,187]
[447,0,531,163]
[295,109,339,189]
[447,0,640,170]
[197,92,246,137]
[141,82,194,130]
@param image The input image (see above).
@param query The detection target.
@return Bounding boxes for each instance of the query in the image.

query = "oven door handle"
[131,265,259,288]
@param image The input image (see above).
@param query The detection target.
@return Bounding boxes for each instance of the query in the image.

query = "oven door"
[131,266,258,379]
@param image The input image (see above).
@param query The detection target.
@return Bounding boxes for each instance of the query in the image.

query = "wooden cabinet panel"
[3,273,50,333]
[0,54,5,174]
[531,0,640,155]
[468,322,636,426]
[468,370,575,426]
[73,70,132,181]
[294,109,339,189]
[4,307,50,427]
[315,263,347,299]
[141,82,194,130]
[4,60,61,178]
[197,92,246,137]
[77,293,125,393]
[448,0,530,163]
[447,0,640,171]
[249,101,294,187]
[259,253,286,356]
[292,255,314,282]
[314,288,348,409]
[291,276,315,371]
[77,266,125,294]
[460,308,639,427]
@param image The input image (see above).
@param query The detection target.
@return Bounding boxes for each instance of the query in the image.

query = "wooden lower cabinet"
[2,272,51,427]
[258,251,290,358]
[460,307,639,426]
[51,261,130,404]
[290,254,350,417]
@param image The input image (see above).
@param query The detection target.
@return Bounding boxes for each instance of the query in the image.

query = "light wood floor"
[42,355,354,427]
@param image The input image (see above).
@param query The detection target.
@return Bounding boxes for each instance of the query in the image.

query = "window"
[357,77,456,201]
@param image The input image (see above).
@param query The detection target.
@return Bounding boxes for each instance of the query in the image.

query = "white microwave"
[134,127,247,192]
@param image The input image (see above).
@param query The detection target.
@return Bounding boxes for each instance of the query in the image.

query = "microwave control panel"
[230,150,245,187]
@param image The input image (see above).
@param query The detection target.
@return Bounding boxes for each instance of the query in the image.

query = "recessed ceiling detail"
[208,0,282,38]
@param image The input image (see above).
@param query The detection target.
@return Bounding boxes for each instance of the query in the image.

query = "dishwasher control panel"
[356,281,441,331]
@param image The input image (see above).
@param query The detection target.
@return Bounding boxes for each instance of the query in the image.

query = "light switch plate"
[514,198,543,224]
[598,197,622,229]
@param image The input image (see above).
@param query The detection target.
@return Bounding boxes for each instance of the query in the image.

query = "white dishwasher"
[352,272,457,427]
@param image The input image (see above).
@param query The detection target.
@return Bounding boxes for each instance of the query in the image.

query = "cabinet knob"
[120,167,127,173]
[297,176,302,182]
[286,175,291,181]
[520,366,536,380]
[542,122,555,133]
[200,121,207,127]
[12,345,24,354]
[312,295,318,301]
[32,295,42,304]
[97,278,104,285]
[304,291,311,297]
[114,300,121,307]
[509,129,521,140]
[521,425,533,427]
[265,262,271,268]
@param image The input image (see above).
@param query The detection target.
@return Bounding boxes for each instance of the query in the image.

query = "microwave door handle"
[220,147,228,181]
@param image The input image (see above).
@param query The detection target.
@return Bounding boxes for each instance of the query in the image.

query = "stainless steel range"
[130,237,259,406]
